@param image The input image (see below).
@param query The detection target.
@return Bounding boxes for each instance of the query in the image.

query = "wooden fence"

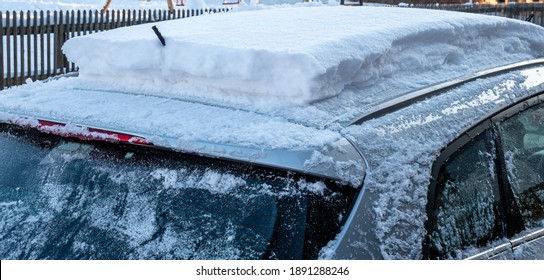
[1,8,229,90]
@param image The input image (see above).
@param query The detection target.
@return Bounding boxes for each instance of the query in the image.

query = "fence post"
[13,11,19,86]
[53,11,57,76]
[39,10,44,81]
[54,10,66,76]
[19,11,25,85]
[31,11,36,82]
[68,10,75,72]
[60,10,66,74]
[100,9,104,31]
[107,10,111,30]
[95,9,98,32]
[110,9,114,29]
[121,9,126,28]
[31,11,37,82]
[116,10,121,29]
[128,9,133,27]
[26,11,31,81]
[5,12,11,88]
[60,10,67,74]
[45,11,50,79]
[82,10,88,35]
[0,11,4,90]
[133,9,137,26]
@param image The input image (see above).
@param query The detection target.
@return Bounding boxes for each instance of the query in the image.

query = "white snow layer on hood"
[62,6,544,105]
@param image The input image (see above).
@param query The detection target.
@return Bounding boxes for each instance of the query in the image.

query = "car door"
[425,93,544,260]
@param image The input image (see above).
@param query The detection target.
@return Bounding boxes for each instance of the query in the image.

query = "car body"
[1,6,544,259]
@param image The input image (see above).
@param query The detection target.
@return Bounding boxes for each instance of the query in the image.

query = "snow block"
[62,6,544,105]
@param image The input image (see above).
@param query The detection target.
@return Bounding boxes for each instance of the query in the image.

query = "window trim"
[466,228,544,260]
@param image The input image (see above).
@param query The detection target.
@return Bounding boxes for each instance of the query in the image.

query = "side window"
[498,103,544,228]
[430,131,504,259]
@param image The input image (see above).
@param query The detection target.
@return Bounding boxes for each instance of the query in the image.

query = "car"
[1,6,544,260]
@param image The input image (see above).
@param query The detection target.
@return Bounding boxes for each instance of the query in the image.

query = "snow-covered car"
[1,6,544,260]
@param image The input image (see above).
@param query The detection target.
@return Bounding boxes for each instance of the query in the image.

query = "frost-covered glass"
[498,104,544,228]
[430,132,503,259]
[0,125,352,260]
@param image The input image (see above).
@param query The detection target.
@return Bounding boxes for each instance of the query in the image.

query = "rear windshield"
[0,124,356,260]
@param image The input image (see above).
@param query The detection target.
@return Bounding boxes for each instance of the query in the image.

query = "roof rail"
[350,58,544,126]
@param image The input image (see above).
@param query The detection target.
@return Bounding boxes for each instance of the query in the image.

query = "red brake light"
[36,120,151,145]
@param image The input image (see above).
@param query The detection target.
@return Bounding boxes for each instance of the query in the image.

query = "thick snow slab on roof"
[62,6,544,104]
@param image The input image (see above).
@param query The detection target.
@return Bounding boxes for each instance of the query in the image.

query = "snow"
[60,6,544,105]
[2,4,544,259]
[0,78,343,149]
